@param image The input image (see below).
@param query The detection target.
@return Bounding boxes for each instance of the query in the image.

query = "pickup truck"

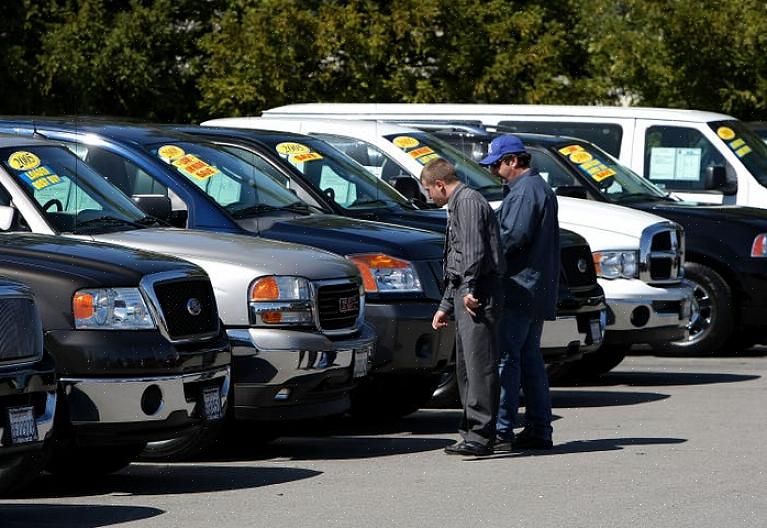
[0,278,56,494]
[0,120,451,418]
[0,136,374,459]
[169,125,607,373]
[206,117,693,376]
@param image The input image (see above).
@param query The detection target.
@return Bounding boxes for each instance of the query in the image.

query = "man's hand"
[463,293,481,316]
[432,310,449,330]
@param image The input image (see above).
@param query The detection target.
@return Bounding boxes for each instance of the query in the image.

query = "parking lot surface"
[2,352,766,528]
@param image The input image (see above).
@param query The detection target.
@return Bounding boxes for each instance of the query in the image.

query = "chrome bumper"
[60,366,230,425]
[0,391,56,448]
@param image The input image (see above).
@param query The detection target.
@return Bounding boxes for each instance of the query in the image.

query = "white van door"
[632,120,741,204]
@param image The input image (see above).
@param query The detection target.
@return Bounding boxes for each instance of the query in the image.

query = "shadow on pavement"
[0,504,164,527]
[312,409,463,436]
[550,389,670,408]
[588,371,760,387]
[205,435,455,463]
[470,436,688,460]
[16,465,321,499]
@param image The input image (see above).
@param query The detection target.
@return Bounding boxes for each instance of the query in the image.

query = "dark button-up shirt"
[439,184,503,314]
[497,168,560,320]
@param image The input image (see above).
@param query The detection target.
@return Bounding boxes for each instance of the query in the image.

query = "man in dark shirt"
[479,134,560,451]
[421,158,504,457]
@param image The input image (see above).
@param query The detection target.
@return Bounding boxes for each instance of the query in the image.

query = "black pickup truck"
[0,232,231,476]
[0,278,56,495]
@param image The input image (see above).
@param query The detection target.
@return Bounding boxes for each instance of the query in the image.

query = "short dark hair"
[420,158,458,185]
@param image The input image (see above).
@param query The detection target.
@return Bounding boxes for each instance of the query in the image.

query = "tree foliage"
[1,0,767,121]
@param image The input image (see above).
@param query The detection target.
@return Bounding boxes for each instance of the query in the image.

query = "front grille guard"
[140,270,221,344]
[639,222,685,285]
[311,278,365,337]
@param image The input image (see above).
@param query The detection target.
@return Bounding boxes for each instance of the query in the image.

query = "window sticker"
[558,145,584,155]
[275,142,311,155]
[19,165,62,190]
[158,145,186,162]
[717,127,735,141]
[172,154,220,180]
[569,151,592,164]
[290,152,323,163]
[392,136,420,149]
[649,147,701,181]
[7,151,41,171]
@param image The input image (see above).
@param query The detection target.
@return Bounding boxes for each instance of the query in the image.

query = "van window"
[497,121,623,157]
[644,126,732,190]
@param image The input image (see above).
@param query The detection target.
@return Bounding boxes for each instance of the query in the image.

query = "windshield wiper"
[136,215,171,227]
[73,215,145,233]
[279,202,314,214]
[346,198,390,208]
[230,203,281,218]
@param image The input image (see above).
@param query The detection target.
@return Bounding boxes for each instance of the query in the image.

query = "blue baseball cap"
[478,134,528,166]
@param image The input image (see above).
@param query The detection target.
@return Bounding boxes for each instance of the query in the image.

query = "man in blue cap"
[479,134,560,450]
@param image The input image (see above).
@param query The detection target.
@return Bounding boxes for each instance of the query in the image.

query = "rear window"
[497,121,623,157]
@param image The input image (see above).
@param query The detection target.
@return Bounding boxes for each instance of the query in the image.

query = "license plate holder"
[202,386,223,421]
[353,348,369,378]
[7,405,37,444]
[589,319,603,344]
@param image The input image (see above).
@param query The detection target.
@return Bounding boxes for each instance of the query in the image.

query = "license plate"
[590,319,603,344]
[353,348,369,378]
[7,406,37,444]
[202,386,223,420]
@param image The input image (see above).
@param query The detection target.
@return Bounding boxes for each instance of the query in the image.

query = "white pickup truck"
[205,116,694,375]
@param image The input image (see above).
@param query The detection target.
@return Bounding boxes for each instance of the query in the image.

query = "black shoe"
[444,441,494,456]
[512,429,553,450]
[494,435,514,452]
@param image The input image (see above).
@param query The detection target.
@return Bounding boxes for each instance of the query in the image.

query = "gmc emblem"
[339,296,359,314]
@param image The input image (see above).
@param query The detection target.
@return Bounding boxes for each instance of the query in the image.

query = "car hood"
[89,228,361,326]
[240,213,446,261]
[634,201,767,230]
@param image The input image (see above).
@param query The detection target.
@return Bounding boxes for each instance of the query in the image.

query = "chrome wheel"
[684,279,714,346]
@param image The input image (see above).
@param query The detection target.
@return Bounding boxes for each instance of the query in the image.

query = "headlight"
[751,234,767,257]
[347,254,422,293]
[593,251,639,279]
[73,288,155,329]
[249,276,314,326]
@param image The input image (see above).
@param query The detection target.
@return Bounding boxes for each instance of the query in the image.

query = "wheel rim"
[680,278,715,346]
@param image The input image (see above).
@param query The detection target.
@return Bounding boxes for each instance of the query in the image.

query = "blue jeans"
[496,311,553,440]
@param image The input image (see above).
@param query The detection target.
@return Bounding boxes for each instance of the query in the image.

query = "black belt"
[446,273,500,287]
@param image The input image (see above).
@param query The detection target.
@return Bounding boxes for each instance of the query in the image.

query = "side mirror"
[323,187,336,201]
[0,206,16,231]
[555,186,589,200]
[390,176,423,201]
[704,166,737,196]
[132,194,171,220]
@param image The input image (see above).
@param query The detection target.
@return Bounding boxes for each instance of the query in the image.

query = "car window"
[644,125,732,190]
[528,147,579,187]
[498,121,623,157]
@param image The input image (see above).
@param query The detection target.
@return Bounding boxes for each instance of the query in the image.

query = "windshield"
[709,120,767,187]
[1,145,150,234]
[552,141,669,202]
[262,136,414,210]
[147,141,312,218]
[383,132,504,202]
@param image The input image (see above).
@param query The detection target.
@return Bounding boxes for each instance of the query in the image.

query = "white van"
[262,104,767,208]
[204,116,693,372]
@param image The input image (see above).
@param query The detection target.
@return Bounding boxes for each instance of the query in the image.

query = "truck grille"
[0,297,42,363]
[639,223,685,285]
[151,278,219,340]
[560,245,597,290]
[317,282,361,331]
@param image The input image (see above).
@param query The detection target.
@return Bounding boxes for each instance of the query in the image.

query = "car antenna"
[31,121,47,140]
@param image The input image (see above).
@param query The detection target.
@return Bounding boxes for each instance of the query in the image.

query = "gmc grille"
[317,282,360,332]
[560,245,597,290]
[151,278,219,340]
[639,223,685,285]
[0,297,42,363]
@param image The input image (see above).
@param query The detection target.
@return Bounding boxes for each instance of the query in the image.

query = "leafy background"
[3,0,766,122]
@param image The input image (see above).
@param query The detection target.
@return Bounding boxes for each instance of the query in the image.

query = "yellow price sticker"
[717,127,735,141]
[290,152,324,163]
[158,145,186,162]
[558,145,584,155]
[570,151,593,164]
[8,151,41,171]
[276,142,311,155]
[393,136,420,149]
[593,168,616,182]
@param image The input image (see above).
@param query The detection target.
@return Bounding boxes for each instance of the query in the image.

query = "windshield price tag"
[19,165,62,190]
[172,154,220,180]
[7,406,38,444]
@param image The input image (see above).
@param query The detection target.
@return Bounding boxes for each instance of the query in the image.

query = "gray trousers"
[454,280,503,447]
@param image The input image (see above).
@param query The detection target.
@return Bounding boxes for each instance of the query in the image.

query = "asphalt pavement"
[2,351,766,528]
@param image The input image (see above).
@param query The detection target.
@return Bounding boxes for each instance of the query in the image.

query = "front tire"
[0,450,48,496]
[656,262,734,356]
[351,374,442,419]
[140,419,225,462]
[565,345,628,380]
[46,443,146,477]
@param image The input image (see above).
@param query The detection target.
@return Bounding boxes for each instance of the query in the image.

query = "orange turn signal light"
[251,276,280,301]
[347,254,410,293]
[73,292,94,320]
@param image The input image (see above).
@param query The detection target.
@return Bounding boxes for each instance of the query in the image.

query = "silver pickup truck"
[0,137,375,459]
